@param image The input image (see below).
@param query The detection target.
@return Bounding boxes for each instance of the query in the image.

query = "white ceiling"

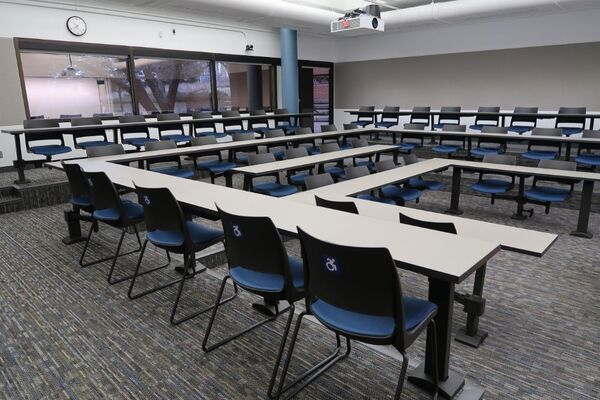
[74,0,600,36]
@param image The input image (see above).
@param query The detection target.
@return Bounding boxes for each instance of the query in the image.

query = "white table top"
[233,145,397,176]
[290,192,557,257]
[77,160,499,283]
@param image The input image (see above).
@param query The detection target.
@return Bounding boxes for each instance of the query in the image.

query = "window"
[133,57,212,114]
[20,51,133,119]
[215,62,274,111]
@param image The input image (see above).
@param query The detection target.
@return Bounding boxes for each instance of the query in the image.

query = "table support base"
[570,230,593,239]
[445,209,463,215]
[408,363,466,399]
[251,299,289,317]
[455,327,488,348]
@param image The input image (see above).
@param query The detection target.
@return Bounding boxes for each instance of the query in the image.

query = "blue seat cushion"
[148,221,223,248]
[310,296,436,338]
[472,179,513,194]
[196,160,237,173]
[290,173,310,185]
[432,145,461,154]
[352,120,372,127]
[375,121,396,128]
[469,124,493,131]
[30,145,72,156]
[271,150,285,160]
[508,126,533,134]
[253,127,271,135]
[77,140,111,149]
[356,194,397,205]
[561,127,583,136]
[230,256,304,292]
[340,143,353,150]
[71,195,92,208]
[521,151,557,160]
[409,177,443,191]
[254,182,299,197]
[324,166,345,177]
[124,137,158,147]
[162,134,192,143]
[196,131,227,139]
[308,147,321,155]
[381,185,421,202]
[93,201,144,222]
[235,153,250,164]
[470,147,503,157]
[396,142,419,151]
[525,186,571,203]
[152,166,195,179]
[432,123,445,130]
[575,155,600,166]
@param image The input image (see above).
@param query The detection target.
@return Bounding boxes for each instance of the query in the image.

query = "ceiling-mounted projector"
[331,5,384,35]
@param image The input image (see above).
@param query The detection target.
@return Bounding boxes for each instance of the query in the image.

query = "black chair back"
[479,126,508,147]
[320,124,337,132]
[511,107,538,125]
[410,106,430,124]
[192,111,216,133]
[578,130,600,154]
[381,106,400,123]
[475,106,501,126]
[60,114,82,119]
[295,127,313,135]
[375,159,396,172]
[85,171,128,224]
[93,112,114,117]
[351,138,369,148]
[249,109,269,129]
[343,123,358,130]
[218,206,296,294]
[529,128,563,152]
[87,144,125,158]
[315,196,358,214]
[119,115,150,139]
[344,165,370,179]
[23,119,64,151]
[156,113,184,135]
[320,143,340,153]
[399,213,457,234]
[404,123,426,130]
[222,110,245,131]
[285,147,309,159]
[145,140,181,168]
[192,136,218,146]
[63,162,89,200]
[248,153,276,165]
[273,108,294,127]
[402,153,419,165]
[135,185,192,250]
[71,117,107,141]
[356,106,375,123]
[534,159,577,188]
[438,106,461,124]
[305,173,334,190]
[265,129,285,138]
[298,228,404,345]
[556,107,586,126]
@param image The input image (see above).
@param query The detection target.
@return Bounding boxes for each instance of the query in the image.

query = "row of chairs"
[22,108,302,163]
[353,105,591,136]
[62,161,440,399]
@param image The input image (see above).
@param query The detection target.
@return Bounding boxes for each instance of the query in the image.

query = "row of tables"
[1,112,311,184]
[345,108,600,129]
[45,127,587,398]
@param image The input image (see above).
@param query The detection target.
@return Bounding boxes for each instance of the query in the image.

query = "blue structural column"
[280,28,299,113]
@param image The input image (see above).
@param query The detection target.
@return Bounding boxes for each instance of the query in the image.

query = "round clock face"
[67,16,87,36]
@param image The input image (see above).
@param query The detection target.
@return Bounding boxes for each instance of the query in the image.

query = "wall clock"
[66,16,87,37]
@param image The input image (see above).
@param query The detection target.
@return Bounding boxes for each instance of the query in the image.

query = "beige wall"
[0,38,26,125]
[334,42,600,111]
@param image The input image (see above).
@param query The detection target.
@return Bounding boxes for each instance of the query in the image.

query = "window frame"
[14,37,333,119]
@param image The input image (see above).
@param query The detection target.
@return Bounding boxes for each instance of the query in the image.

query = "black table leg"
[571,180,594,238]
[512,175,528,220]
[392,132,397,144]
[455,265,488,348]
[565,142,572,161]
[225,172,233,188]
[13,133,30,185]
[446,167,463,215]
[466,137,472,160]
[62,209,86,245]
[112,128,119,144]
[408,278,470,399]
[242,174,252,191]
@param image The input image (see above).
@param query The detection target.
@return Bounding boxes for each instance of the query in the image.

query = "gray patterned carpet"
[0,181,599,399]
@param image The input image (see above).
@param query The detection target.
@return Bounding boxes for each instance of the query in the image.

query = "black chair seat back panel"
[298,228,401,319]
[63,162,89,198]
[410,106,431,123]
[218,207,288,277]
[315,196,359,214]
[557,107,586,125]
[85,171,127,222]
[23,119,64,148]
[305,173,334,190]
[381,106,400,122]
[71,117,107,139]
[399,213,457,234]
[156,113,184,133]
[320,124,338,132]
[119,115,150,136]
[192,112,216,130]
[439,106,461,123]
[249,109,269,128]
[511,107,539,125]
[221,110,245,130]
[475,106,501,125]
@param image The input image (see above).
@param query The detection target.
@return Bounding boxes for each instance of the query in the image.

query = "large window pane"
[216,62,274,111]
[20,52,133,119]
[134,57,212,114]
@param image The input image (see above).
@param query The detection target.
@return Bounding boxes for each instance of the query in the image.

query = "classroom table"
[233,144,398,190]
[2,112,311,184]
[447,159,600,238]
[345,109,600,131]
[55,158,501,399]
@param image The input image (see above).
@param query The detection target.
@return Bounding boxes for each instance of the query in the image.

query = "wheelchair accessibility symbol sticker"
[232,224,242,238]
[323,255,340,275]
[143,195,151,205]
